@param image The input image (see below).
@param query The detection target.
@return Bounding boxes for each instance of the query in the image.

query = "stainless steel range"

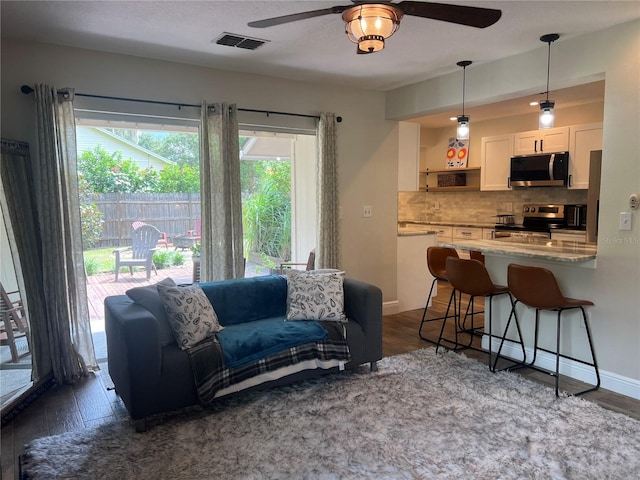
[494,204,568,239]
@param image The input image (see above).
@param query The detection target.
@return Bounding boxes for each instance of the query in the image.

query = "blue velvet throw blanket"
[187,321,351,405]
[216,317,328,369]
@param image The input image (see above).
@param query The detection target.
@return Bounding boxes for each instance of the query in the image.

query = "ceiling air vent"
[213,33,269,51]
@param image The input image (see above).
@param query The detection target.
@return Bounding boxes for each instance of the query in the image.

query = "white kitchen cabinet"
[453,226,483,240]
[433,225,453,242]
[481,134,513,191]
[397,233,437,312]
[483,228,496,240]
[513,126,569,155]
[568,122,603,190]
[397,121,421,191]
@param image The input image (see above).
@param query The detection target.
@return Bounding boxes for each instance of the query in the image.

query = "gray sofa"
[105,275,383,431]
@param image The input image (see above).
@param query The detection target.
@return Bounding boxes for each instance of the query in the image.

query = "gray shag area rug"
[21,348,640,479]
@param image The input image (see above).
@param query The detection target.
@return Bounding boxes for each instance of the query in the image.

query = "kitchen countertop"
[398,220,496,229]
[438,237,597,263]
[398,229,438,237]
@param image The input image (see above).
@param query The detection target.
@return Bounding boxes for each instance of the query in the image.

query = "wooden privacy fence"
[86,193,201,247]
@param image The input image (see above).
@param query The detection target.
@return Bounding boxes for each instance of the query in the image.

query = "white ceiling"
[1,1,637,124]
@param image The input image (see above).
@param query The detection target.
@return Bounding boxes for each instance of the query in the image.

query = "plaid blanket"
[187,322,350,405]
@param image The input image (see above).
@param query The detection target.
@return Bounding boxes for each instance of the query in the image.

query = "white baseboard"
[383,300,400,316]
[484,336,640,401]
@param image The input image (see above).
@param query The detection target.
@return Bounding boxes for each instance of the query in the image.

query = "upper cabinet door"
[541,127,570,153]
[513,126,569,155]
[568,122,603,189]
[398,121,421,191]
[481,134,513,191]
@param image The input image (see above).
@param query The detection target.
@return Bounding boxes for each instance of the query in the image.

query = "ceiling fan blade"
[248,6,348,28]
[397,1,502,28]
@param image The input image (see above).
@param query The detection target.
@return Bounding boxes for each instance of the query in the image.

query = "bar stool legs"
[435,257,526,372]
[505,263,600,397]
[505,304,601,396]
[418,247,459,344]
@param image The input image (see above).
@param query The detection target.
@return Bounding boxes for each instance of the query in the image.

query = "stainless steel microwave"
[510,151,569,187]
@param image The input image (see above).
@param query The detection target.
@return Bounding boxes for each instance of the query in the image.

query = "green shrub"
[153,251,172,269]
[84,257,100,276]
[172,252,185,266]
[242,160,291,260]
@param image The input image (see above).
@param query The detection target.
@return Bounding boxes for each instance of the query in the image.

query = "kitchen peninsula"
[436,235,601,391]
[439,237,597,265]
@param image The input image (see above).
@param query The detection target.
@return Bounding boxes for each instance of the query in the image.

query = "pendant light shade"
[456,60,472,141]
[539,33,559,129]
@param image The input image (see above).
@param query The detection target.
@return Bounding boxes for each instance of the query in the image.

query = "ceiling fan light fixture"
[343,4,403,53]
[539,33,559,129]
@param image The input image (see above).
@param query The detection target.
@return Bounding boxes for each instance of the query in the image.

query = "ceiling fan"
[248,1,502,54]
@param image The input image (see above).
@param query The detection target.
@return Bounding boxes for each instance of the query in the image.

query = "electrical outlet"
[619,212,632,231]
[434,201,440,210]
[362,206,372,218]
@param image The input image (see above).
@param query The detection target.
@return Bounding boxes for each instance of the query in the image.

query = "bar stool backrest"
[507,263,565,309]
[426,247,459,281]
[446,257,495,297]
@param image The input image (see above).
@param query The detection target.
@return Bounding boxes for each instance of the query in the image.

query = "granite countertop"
[398,229,438,237]
[398,220,497,229]
[438,237,597,263]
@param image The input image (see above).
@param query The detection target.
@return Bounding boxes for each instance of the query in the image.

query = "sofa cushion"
[216,317,328,369]
[126,277,176,346]
[200,275,288,326]
[158,283,224,350]
[286,270,347,322]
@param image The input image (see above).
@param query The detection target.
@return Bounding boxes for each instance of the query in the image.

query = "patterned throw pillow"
[286,270,347,322]
[157,283,223,350]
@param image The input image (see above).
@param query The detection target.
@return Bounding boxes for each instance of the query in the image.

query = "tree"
[156,164,200,193]
[78,145,159,193]
[138,132,199,167]
[242,160,291,260]
[77,178,104,248]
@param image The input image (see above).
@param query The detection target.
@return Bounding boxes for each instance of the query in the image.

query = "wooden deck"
[86,264,194,326]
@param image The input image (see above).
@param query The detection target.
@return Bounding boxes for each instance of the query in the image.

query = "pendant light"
[539,33,559,129]
[456,60,472,141]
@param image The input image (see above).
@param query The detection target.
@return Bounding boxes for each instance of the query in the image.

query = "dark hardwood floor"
[2,282,639,479]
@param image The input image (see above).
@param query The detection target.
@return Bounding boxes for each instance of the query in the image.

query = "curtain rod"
[20,85,342,122]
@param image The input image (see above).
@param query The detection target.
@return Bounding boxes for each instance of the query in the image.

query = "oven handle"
[549,153,555,181]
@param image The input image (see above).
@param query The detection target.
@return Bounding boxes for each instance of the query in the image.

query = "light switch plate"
[619,212,632,231]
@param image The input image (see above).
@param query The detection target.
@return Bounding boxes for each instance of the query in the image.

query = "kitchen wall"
[398,188,588,225]
[398,100,600,224]
[419,102,604,171]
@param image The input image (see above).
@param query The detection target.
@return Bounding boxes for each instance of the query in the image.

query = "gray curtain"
[0,139,46,382]
[316,113,339,269]
[200,103,244,281]
[30,84,97,383]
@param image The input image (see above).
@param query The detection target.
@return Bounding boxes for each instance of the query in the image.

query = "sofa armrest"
[105,296,165,411]
[343,278,383,361]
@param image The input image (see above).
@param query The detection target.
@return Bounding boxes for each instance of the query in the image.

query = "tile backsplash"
[398,188,589,225]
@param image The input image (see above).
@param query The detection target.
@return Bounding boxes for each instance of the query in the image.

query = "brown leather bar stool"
[501,263,600,396]
[436,256,526,372]
[418,247,459,344]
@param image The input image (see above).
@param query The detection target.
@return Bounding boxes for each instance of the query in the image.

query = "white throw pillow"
[157,283,223,350]
[286,270,347,322]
